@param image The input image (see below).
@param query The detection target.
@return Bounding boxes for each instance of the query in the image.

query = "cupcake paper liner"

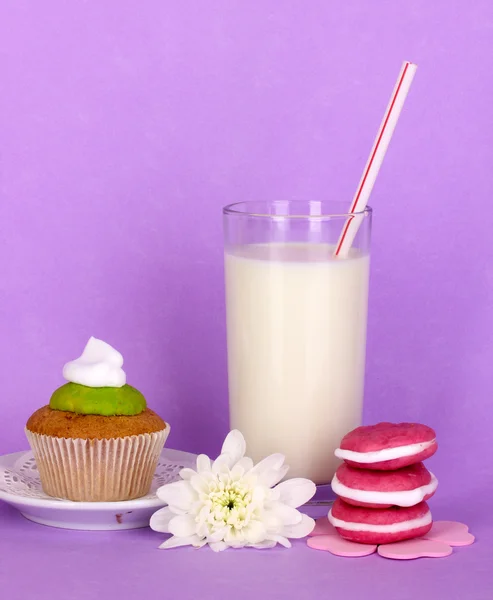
[25,426,169,502]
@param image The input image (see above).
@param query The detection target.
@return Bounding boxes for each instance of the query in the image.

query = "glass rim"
[223,200,372,220]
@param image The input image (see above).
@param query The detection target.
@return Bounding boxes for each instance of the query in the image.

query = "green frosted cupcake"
[26,337,169,502]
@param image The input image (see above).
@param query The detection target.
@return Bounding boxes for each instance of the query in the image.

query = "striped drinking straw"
[335,61,418,257]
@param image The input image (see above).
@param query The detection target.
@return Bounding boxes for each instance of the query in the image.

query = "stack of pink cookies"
[329,422,438,545]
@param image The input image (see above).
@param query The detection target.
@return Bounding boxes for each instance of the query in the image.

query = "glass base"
[307,483,336,507]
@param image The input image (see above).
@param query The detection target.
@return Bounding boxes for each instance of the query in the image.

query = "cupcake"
[26,337,169,502]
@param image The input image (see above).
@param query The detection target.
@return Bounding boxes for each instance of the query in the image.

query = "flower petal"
[269,535,292,548]
[271,503,303,526]
[251,540,277,549]
[196,523,209,539]
[267,465,290,487]
[156,480,196,511]
[179,468,196,481]
[262,509,283,532]
[190,474,210,494]
[221,430,246,467]
[251,453,285,475]
[268,486,281,503]
[230,463,246,481]
[196,454,211,473]
[166,504,190,516]
[212,454,231,474]
[224,527,245,544]
[243,520,267,544]
[235,457,254,473]
[275,478,316,508]
[207,527,228,543]
[281,514,315,538]
[251,485,268,506]
[168,514,197,538]
[149,507,174,532]
[250,453,287,487]
[159,535,204,549]
[227,540,247,549]
[209,541,228,552]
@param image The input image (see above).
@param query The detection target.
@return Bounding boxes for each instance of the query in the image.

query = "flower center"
[202,479,254,531]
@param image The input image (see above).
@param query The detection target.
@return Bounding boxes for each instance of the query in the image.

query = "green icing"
[49,382,147,416]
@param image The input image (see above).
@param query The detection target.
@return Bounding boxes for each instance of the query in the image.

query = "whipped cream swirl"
[63,337,126,388]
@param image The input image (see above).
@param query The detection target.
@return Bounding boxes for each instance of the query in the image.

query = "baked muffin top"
[27,406,166,440]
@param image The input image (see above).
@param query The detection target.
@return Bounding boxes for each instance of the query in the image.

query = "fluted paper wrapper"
[25,427,169,502]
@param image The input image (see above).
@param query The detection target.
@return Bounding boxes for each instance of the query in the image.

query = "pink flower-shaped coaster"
[308,535,378,557]
[307,518,474,560]
[377,539,452,560]
[308,517,337,537]
[307,520,377,556]
[423,521,475,546]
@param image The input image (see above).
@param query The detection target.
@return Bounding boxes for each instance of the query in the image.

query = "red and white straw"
[335,61,417,257]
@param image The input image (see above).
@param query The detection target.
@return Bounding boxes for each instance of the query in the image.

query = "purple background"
[1,2,492,598]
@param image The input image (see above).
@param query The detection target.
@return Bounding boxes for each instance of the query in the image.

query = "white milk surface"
[225,243,370,483]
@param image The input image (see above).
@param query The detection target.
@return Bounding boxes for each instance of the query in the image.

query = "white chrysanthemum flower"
[150,430,316,551]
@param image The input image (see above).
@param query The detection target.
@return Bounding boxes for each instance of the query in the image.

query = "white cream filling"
[328,508,432,533]
[62,337,126,388]
[331,472,438,507]
[334,439,435,463]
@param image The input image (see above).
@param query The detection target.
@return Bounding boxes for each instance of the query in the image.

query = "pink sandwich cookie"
[328,498,433,545]
[331,462,438,509]
[335,422,437,470]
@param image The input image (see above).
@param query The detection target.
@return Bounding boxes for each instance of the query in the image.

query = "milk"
[225,243,370,484]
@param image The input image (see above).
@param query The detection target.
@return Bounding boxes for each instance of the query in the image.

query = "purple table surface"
[1,490,492,600]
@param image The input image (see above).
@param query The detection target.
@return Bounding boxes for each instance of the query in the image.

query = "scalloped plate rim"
[0,448,197,513]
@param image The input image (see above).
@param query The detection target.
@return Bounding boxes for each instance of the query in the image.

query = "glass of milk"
[223,201,372,484]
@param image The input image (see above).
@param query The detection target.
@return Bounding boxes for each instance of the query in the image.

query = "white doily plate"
[0,448,197,530]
